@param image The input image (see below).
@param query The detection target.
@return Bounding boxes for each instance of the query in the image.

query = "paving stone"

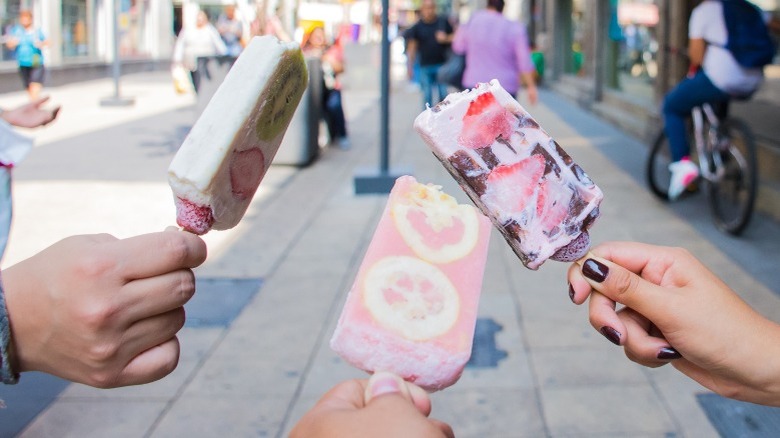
[20,400,168,438]
[541,385,676,436]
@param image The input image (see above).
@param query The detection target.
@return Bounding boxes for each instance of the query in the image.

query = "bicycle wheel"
[646,129,672,201]
[705,118,758,235]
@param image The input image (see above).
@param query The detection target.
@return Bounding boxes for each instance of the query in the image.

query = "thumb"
[364,371,432,416]
[577,254,670,322]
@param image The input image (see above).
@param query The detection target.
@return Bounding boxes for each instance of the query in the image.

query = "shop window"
[1,0,23,62]
[605,0,659,101]
[120,0,150,57]
[62,0,90,58]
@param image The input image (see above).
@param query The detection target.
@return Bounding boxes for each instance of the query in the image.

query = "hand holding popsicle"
[290,371,454,438]
[568,241,780,406]
[1,229,207,387]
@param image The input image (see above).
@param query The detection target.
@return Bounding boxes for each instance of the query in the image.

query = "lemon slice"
[392,183,480,264]
[363,256,460,341]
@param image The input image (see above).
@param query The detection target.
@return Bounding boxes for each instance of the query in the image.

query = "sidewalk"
[0,45,779,437]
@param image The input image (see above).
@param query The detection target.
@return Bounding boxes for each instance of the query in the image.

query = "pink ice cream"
[330,176,491,391]
[414,80,603,269]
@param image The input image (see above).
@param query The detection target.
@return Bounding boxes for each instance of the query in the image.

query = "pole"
[101,0,134,106]
[379,0,390,173]
[352,0,411,194]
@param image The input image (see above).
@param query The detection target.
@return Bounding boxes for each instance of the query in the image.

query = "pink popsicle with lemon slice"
[330,175,491,391]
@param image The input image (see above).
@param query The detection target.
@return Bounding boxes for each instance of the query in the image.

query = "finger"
[115,337,181,387]
[567,262,591,305]
[588,290,625,346]
[119,268,196,323]
[29,95,50,108]
[120,308,187,360]
[430,419,456,438]
[618,307,680,367]
[313,378,368,411]
[108,230,207,280]
[576,251,672,323]
[364,371,414,405]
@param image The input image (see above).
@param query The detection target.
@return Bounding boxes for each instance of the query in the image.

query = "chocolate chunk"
[532,143,561,178]
[448,151,488,196]
[517,115,540,129]
[476,147,501,169]
[554,141,574,166]
[495,136,517,154]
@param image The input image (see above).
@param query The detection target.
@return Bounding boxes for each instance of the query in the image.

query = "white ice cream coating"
[168,36,306,231]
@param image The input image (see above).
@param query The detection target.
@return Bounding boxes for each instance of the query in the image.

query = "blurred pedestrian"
[5,10,48,101]
[172,10,227,94]
[405,0,454,108]
[662,0,770,201]
[452,0,538,105]
[302,26,350,149]
[251,5,291,42]
[217,4,244,56]
[0,97,60,259]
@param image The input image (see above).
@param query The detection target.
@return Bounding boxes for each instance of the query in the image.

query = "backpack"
[719,0,776,68]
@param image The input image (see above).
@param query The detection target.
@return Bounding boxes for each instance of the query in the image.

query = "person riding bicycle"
[662,0,770,200]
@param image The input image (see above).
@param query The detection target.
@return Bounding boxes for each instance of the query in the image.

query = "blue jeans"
[662,70,730,162]
[323,88,347,140]
[418,63,448,109]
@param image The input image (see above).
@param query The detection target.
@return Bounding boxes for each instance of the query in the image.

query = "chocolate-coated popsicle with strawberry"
[168,36,307,234]
[414,80,603,270]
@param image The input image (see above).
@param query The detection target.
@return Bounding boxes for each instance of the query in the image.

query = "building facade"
[533,0,780,220]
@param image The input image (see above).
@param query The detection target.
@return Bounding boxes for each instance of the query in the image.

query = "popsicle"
[168,36,308,234]
[330,175,491,391]
[414,80,603,270]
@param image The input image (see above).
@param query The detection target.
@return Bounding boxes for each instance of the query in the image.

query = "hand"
[568,241,780,406]
[290,371,454,437]
[2,229,208,388]
[524,84,538,106]
[435,31,448,44]
[2,96,60,128]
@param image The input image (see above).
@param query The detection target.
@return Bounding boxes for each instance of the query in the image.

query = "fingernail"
[583,258,609,283]
[600,326,621,345]
[368,373,401,398]
[568,283,575,303]
[657,347,682,360]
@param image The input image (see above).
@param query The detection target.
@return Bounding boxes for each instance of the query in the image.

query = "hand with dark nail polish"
[566,241,780,407]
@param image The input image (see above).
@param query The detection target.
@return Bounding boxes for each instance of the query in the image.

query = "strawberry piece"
[459,92,516,149]
[482,155,545,214]
[230,147,266,201]
[536,179,572,235]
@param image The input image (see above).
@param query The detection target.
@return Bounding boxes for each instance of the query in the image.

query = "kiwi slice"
[255,50,308,141]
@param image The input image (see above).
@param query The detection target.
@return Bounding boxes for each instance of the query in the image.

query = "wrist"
[0,271,20,384]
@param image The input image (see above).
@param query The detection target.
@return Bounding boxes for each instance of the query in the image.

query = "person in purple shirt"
[452,0,538,105]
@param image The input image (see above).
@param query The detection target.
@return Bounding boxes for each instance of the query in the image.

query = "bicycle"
[646,101,758,235]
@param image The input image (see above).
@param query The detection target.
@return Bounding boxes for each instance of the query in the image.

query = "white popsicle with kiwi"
[168,36,308,234]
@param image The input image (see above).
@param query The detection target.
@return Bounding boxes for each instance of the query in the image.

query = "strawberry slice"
[230,147,266,201]
[482,154,545,214]
[535,179,572,236]
[458,92,517,149]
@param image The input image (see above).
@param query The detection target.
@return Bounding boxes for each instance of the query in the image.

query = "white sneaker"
[668,158,699,200]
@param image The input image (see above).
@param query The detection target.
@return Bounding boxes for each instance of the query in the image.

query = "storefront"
[537,0,780,220]
[0,0,174,69]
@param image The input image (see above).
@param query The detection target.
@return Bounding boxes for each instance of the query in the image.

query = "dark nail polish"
[657,347,682,360]
[583,258,609,283]
[600,326,621,345]
[568,283,575,302]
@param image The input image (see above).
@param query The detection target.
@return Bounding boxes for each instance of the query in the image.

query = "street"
[0,43,779,437]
